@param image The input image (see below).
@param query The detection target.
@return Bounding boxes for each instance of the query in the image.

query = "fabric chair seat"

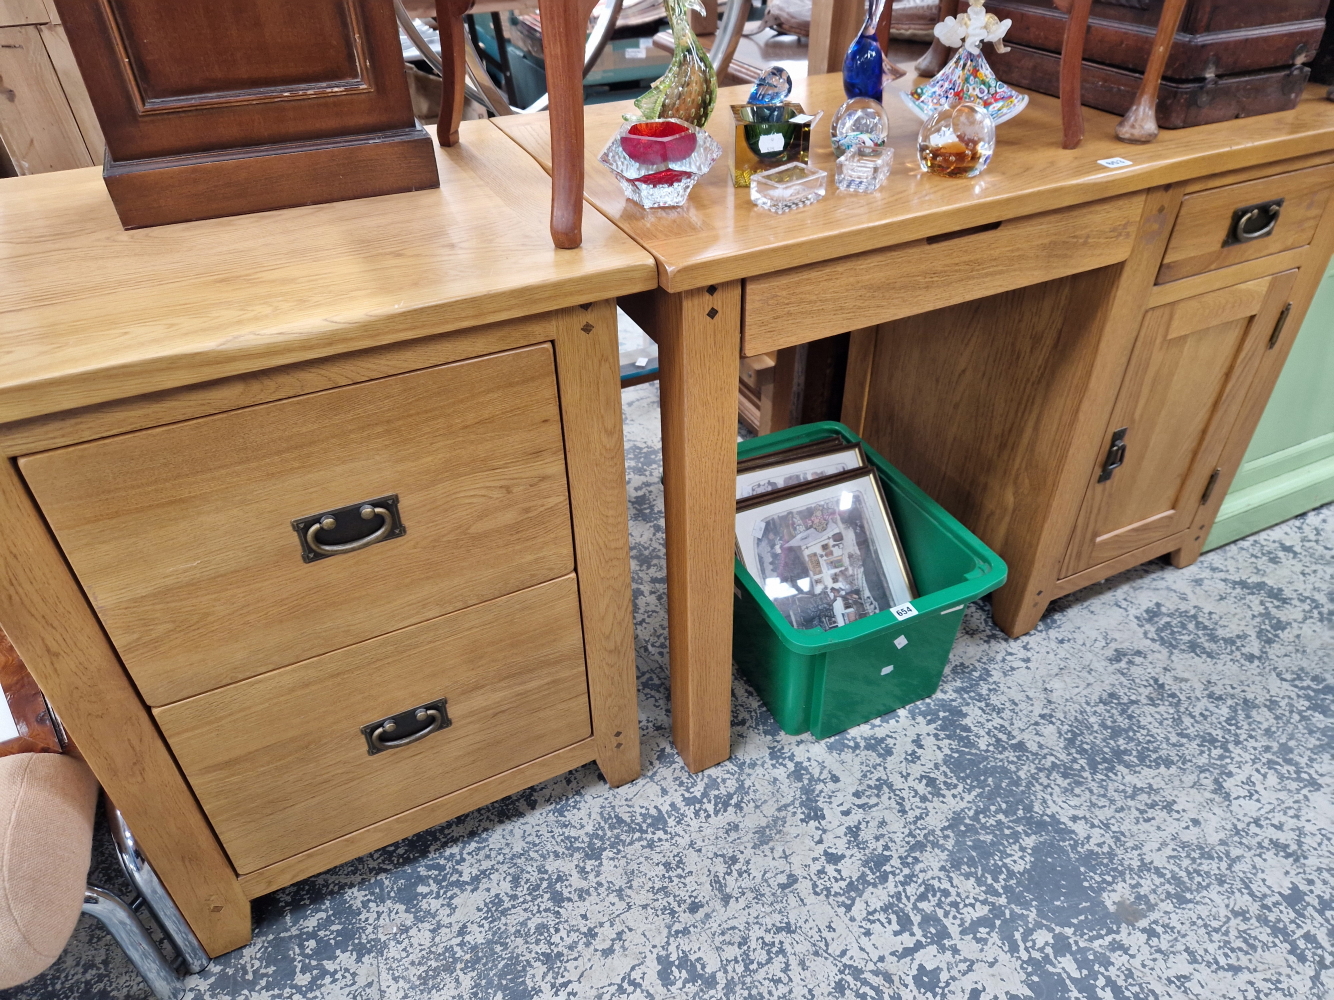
[0,753,99,988]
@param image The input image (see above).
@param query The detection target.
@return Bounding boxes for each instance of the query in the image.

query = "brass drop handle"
[370,708,444,752]
[1233,203,1281,243]
[306,504,394,557]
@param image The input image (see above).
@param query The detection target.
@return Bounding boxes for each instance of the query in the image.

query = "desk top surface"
[0,120,656,426]
[495,73,1334,293]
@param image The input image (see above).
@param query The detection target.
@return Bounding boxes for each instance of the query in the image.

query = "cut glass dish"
[599,118,721,208]
[836,146,893,193]
[751,162,827,214]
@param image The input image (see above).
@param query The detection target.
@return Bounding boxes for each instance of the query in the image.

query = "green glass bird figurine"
[629,0,718,128]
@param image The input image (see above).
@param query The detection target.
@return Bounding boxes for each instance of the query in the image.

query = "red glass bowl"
[620,121,698,166]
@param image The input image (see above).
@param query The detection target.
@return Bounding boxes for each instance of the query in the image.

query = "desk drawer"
[19,343,573,705]
[153,574,592,875]
[1157,164,1334,284]
[741,192,1144,356]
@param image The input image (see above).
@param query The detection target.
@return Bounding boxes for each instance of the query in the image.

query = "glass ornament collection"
[601,5,1029,213]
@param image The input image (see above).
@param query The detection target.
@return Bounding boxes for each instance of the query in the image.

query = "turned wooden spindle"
[1116,0,1188,144]
[1055,0,1093,149]
[434,0,474,148]
[543,0,597,249]
[435,0,591,249]
[876,0,893,55]
[915,0,954,79]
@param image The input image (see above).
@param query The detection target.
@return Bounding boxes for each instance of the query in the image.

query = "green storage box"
[734,422,1008,739]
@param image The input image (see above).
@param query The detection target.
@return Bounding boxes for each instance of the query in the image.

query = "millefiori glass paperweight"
[917,102,995,178]
[751,162,827,213]
[731,104,822,187]
[836,146,893,193]
[831,96,890,156]
[629,0,717,128]
[843,0,889,101]
[749,65,793,106]
[599,119,721,208]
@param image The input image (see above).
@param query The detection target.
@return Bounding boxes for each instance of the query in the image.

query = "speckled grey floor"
[5,382,1331,1000]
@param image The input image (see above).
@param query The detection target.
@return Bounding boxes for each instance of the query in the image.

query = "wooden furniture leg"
[434,0,474,147]
[1057,0,1093,149]
[1115,0,1188,145]
[655,282,742,773]
[543,0,597,249]
[876,0,893,56]
[915,0,955,79]
[807,0,865,76]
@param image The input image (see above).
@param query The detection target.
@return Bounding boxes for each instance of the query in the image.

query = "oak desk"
[0,121,656,955]
[496,74,1334,774]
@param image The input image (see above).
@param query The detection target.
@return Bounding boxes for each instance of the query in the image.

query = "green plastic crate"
[734,422,1008,739]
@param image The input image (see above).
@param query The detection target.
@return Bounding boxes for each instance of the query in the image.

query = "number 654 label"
[889,602,918,622]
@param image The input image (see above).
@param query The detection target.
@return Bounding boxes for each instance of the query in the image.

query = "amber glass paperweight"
[731,104,821,187]
[600,118,722,208]
[917,103,996,178]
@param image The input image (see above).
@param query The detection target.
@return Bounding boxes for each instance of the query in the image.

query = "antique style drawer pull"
[291,494,405,563]
[361,698,450,756]
[1225,199,1283,247]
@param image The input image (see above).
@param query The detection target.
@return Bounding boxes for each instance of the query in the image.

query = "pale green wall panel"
[1205,258,1334,551]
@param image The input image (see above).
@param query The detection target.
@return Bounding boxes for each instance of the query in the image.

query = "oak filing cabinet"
[847,155,1334,636]
[0,121,657,955]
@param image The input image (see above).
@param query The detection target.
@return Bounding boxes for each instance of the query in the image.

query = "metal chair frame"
[80,803,209,1000]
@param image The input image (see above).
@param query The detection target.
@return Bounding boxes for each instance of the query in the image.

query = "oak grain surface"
[493,74,1334,292]
[0,120,656,423]
[19,344,573,706]
[155,575,592,874]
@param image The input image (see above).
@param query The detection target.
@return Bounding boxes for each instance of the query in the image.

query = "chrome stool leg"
[107,802,209,975]
[82,887,184,1000]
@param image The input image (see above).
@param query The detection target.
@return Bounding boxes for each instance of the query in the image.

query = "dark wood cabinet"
[53,0,439,227]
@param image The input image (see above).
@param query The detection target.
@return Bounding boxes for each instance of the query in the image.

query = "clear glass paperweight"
[917,102,996,178]
[836,146,893,193]
[750,162,827,214]
[599,118,722,208]
[831,96,890,156]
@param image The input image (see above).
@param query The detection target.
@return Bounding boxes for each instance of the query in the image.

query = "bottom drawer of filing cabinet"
[153,574,591,874]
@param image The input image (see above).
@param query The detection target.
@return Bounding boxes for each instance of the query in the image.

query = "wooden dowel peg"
[1057,0,1093,149]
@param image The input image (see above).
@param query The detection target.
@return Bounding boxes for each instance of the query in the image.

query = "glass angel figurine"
[629,0,718,128]
[902,0,1028,125]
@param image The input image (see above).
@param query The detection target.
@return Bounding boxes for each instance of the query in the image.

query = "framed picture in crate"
[735,439,867,500]
[735,468,916,632]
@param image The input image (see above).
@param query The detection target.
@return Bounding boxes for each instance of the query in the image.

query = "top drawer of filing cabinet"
[18,343,574,706]
[1157,163,1334,284]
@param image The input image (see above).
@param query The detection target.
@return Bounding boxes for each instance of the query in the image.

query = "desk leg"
[655,282,741,773]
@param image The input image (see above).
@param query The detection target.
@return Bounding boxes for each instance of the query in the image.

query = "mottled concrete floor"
[5,382,1331,1000]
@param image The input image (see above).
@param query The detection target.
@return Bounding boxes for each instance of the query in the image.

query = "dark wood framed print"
[735,440,867,500]
[54,0,440,227]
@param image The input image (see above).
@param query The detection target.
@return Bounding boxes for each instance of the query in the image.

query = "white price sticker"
[1098,157,1133,169]
[757,133,786,154]
[625,47,646,59]
[889,602,918,622]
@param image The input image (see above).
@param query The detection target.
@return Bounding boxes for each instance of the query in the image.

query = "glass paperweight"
[836,146,893,193]
[831,96,890,156]
[843,0,888,101]
[599,119,722,209]
[749,65,793,106]
[750,162,827,214]
[731,103,821,187]
[629,0,718,128]
[917,102,996,178]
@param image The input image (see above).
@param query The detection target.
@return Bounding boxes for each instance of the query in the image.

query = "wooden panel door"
[1062,269,1299,577]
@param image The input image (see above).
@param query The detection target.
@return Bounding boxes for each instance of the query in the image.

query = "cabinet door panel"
[1062,270,1298,577]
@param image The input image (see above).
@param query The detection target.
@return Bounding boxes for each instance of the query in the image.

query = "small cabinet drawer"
[1157,163,1334,284]
[19,343,573,705]
[153,574,592,875]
